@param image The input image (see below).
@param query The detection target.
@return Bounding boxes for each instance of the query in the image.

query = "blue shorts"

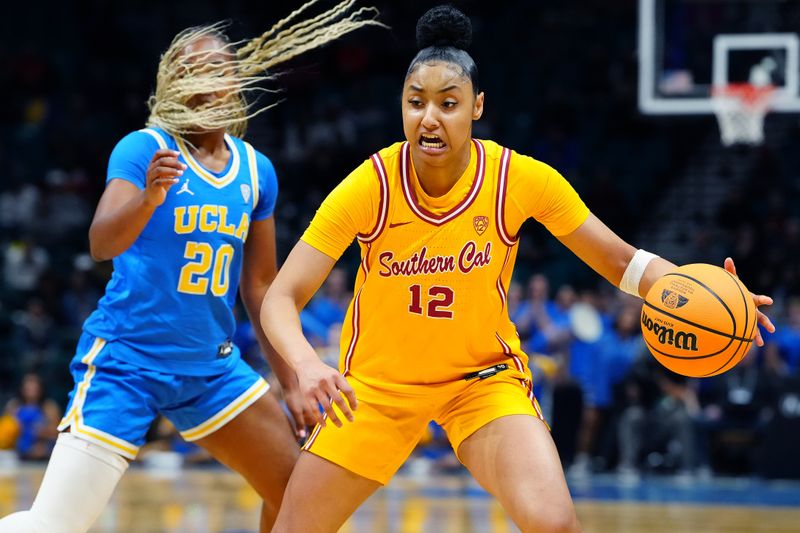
[58,333,269,459]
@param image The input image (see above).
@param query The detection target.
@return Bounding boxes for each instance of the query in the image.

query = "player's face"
[402,61,484,167]
[181,36,236,110]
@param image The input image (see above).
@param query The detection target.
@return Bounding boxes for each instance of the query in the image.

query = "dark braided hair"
[405,5,479,96]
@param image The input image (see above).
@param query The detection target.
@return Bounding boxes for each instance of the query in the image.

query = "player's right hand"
[144,149,186,207]
[297,359,357,428]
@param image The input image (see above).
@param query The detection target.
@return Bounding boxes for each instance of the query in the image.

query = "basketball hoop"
[711,83,775,146]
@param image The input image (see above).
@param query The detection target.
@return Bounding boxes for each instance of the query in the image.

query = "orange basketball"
[641,263,757,377]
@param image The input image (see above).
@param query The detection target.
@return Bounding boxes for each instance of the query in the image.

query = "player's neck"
[183,130,230,173]
[412,143,471,198]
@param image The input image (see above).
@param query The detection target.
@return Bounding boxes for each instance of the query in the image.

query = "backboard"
[638,0,800,115]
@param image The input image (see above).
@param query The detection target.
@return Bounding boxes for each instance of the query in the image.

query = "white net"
[711,84,775,146]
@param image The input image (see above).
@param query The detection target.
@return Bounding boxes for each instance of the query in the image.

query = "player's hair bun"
[415,5,472,51]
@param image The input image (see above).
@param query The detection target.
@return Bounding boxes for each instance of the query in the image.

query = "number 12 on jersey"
[408,284,454,319]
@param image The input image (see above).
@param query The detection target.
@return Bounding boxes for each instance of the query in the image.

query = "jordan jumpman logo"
[176,179,194,196]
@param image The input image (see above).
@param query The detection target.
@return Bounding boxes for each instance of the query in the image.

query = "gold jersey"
[302,139,589,390]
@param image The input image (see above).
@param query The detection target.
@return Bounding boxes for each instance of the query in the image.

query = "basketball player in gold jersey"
[261,6,775,532]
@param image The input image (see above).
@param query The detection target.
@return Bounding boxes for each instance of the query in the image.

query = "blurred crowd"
[1,0,799,482]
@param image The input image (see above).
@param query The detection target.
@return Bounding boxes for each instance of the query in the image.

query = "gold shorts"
[302,366,545,484]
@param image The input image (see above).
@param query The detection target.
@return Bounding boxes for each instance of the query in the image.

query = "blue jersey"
[83,127,277,376]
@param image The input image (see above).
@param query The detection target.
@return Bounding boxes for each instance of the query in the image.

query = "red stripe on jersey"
[357,153,389,243]
[401,140,486,226]
[495,246,513,310]
[498,337,545,422]
[343,249,370,376]
[496,148,517,246]
[342,290,361,376]
[363,241,374,273]
[495,278,506,310]
[495,333,524,373]
[496,333,543,419]
[302,413,327,451]
[532,394,545,420]
[519,378,544,418]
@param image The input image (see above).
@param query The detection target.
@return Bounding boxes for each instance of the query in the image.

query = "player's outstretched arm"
[89,149,185,261]
[556,213,775,343]
[261,240,357,429]
[241,216,309,438]
[556,213,676,296]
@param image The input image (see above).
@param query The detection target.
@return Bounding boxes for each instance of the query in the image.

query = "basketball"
[641,263,757,377]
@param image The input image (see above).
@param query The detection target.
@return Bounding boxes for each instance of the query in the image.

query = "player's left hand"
[283,384,310,440]
[724,257,775,346]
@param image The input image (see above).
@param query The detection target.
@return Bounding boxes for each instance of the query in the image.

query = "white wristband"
[619,249,659,297]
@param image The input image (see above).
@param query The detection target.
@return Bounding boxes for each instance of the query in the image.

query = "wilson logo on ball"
[661,290,689,309]
[641,309,698,351]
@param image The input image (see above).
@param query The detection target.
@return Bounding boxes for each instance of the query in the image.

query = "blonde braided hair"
[147,0,384,138]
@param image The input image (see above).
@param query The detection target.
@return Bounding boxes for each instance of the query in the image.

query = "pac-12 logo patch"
[473,216,489,235]
[241,184,251,203]
[661,289,689,309]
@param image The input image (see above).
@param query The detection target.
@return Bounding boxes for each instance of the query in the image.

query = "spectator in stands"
[768,299,800,373]
[41,170,91,239]
[0,184,41,236]
[506,280,525,326]
[3,373,60,461]
[10,298,58,375]
[515,274,572,356]
[694,345,779,475]
[300,267,351,346]
[570,303,643,479]
[3,237,49,295]
[617,363,698,483]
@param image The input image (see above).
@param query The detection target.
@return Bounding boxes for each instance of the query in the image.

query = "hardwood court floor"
[1,465,799,532]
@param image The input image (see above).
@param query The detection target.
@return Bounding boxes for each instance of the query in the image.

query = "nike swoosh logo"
[389,221,413,228]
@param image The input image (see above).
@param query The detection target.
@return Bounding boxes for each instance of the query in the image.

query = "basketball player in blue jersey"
[0,3,383,532]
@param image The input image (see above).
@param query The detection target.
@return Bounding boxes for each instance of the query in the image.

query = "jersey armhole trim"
[342,246,372,376]
[243,141,260,210]
[496,147,518,246]
[357,153,389,243]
